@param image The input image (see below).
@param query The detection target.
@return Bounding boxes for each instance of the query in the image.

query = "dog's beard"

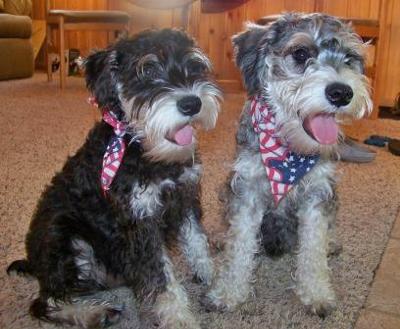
[265,65,372,156]
[123,82,221,164]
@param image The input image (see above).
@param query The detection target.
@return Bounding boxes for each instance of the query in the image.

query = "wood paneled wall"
[33,0,399,106]
[375,0,400,107]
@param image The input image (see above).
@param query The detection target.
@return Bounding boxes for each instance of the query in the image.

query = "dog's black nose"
[325,83,353,107]
[177,96,202,116]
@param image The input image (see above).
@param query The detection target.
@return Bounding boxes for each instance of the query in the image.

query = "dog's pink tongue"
[174,125,193,146]
[303,114,339,145]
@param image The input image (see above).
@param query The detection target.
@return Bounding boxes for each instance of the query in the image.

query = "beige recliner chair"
[0,0,34,80]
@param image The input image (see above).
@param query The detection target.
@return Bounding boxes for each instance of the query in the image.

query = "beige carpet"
[1,73,400,329]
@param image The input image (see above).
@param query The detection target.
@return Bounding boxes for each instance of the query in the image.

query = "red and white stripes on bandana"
[88,96,129,194]
[100,110,127,194]
[250,96,319,206]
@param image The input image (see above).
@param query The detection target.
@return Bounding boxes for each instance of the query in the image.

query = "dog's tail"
[7,259,33,277]
[260,212,298,257]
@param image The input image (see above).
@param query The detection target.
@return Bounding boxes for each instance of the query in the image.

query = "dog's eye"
[344,58,352,67]
[292,48,311,64]
[344,53,363,66]
[141,64,161,80]
[187,62,207,76]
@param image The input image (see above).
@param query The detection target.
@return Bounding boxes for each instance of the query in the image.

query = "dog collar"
[250,96,319,205]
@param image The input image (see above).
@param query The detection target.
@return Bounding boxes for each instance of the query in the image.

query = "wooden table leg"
[46,24,53,82]
[59,16,66,89]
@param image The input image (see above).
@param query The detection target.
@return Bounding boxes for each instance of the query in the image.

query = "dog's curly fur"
[7,29,221,329]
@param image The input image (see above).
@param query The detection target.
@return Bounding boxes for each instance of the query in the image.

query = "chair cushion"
[0,14,32,38]
[48,10,130,24]
[0,38,34,80]
[2,0,32,16]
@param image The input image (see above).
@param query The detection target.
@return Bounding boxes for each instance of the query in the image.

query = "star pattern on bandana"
[269,153,318,186]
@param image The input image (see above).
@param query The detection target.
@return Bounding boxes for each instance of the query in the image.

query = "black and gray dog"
[205,13,372,317]
[7,29,221,329]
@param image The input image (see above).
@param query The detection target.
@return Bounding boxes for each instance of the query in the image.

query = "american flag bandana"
[100,110,128,194]
[250,96,319,206]
[88,96,129,194]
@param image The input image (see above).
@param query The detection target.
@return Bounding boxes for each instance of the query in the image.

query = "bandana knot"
[250,96,319,206]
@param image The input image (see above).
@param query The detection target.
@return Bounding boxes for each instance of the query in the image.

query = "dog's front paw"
[308,299,337,318]
[297,284,336,318]
[156,293,200,329]
[200,287,246,313]
[201,279,252,313]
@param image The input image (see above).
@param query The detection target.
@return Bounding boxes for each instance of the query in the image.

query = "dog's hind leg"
[296,201,336,318]
[30,238,124,328]
[204,152,269,312]
[154,248,200,329]
[30,293,124,329]
[179,208,214,286]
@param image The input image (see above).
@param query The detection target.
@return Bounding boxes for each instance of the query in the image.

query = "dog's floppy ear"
[232,23,266,95]
[85,49,120,109]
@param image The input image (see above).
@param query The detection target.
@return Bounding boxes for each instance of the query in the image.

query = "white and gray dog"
[8,29,220,329]
[205,13,372,317]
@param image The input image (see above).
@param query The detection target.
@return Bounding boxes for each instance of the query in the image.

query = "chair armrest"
[0,13,32,38]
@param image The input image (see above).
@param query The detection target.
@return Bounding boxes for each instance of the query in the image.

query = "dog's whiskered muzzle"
[177,95,202,116]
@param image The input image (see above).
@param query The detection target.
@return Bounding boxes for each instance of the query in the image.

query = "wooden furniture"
[128,0,195,30]
[45,0,130,89]
[257,15,382,118]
